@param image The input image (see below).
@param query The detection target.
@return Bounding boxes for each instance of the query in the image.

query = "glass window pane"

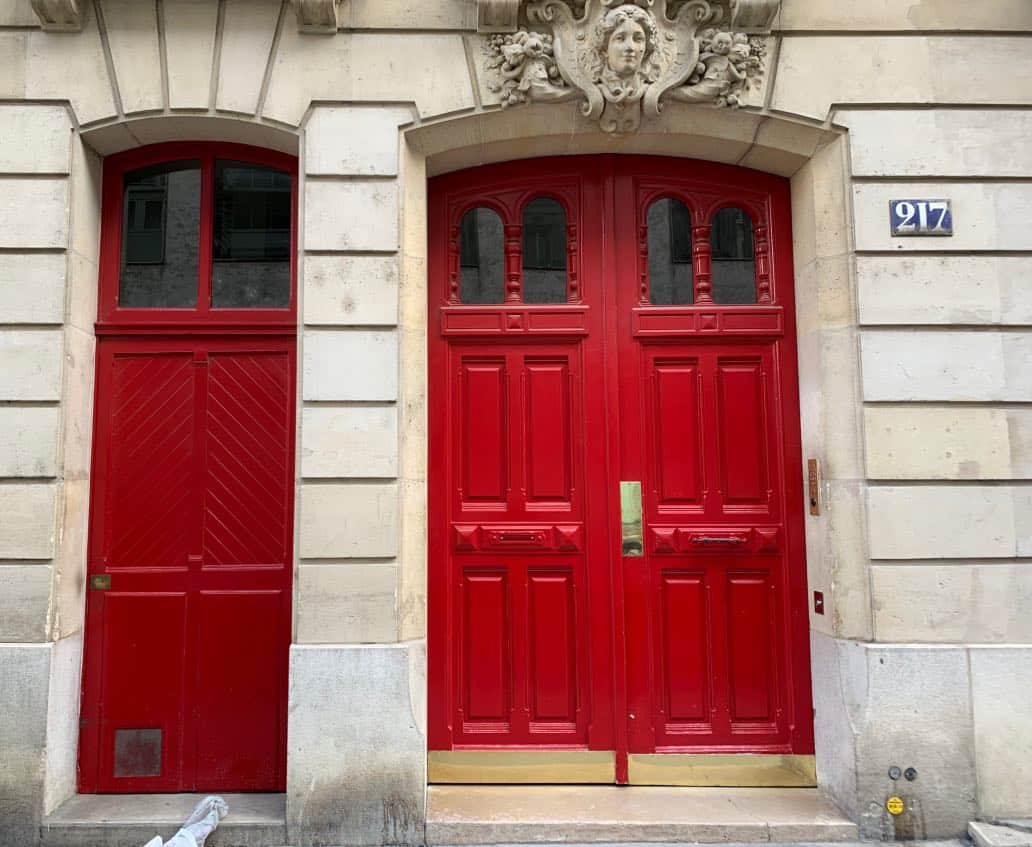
[459,207,504,304]
[647,198,693,305]
[119,161,200,308]
[522,197,567,304]
[212,160,292,308]
[710,207,756,304]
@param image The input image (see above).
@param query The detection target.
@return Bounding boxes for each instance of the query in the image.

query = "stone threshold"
[426,785,858,845]
[41,792,286,847]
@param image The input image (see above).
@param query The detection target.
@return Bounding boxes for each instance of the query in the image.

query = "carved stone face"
[606,18,647,77]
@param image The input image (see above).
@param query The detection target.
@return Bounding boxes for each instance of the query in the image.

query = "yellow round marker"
[886,796,905,816]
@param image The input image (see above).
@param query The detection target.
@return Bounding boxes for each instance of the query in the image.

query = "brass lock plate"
[89,574,111,590]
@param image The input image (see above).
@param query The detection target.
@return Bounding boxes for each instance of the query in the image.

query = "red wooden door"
[79,338,295,792]
[428,156,812,781]
[79,143,298,793]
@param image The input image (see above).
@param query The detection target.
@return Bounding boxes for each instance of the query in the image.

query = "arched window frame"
[97,142,298,332]
[518,192,576,303]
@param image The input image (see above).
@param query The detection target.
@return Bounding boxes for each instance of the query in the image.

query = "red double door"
[79,337,294,792]
[428,156,813,782]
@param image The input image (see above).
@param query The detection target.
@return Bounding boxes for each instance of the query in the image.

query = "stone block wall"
[0,0,1030,843]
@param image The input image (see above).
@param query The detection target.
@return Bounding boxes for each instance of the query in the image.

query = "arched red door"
[79,143,297,793]
[428,156,813,785]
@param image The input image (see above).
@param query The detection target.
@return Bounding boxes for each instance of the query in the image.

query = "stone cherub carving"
[484,0,776,133]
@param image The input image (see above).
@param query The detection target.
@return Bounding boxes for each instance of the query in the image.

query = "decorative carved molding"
[31,0,83,32]
[483,0,779,133]
[478,0,522,32]
[295,0,345,34]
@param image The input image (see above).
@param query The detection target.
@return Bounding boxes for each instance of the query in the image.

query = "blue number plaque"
[890,199,953,236]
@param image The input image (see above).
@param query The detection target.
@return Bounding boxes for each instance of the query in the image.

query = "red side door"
[79,337,294,792]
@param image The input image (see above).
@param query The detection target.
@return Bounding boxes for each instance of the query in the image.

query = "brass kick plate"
[90,574,111,590]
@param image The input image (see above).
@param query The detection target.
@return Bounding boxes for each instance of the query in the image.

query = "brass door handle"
[620,481,643,557]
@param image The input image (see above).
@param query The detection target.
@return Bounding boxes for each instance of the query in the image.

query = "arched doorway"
[427,156,813,785]
[78,142,297,793]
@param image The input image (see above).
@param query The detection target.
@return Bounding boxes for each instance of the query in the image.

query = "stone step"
[41,793,286,847]
[970,822,1032,847]
[426,786,859,845]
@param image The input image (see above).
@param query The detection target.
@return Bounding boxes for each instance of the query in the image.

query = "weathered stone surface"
[303,255,399,326]
[854,182,1032,252]
[809,632,860,819]
[971,648,1032,818]
[43,634,81,815]
[861,331,1032,402]
[299,483,398,558]
[864,406,1013,480]
[0,330,63,401]
[164,0,218,110]
[0,643,50,846]
[296,563,398,643]
[858,256,1032,326]
[0,253,66,325]
[287,643,425,846]
[0,0,36,26]
[216,0,281,115]
[0,406,60,477]
[101,0,162,114]
[970,822,1032,847]
[302,329,398,401]
[838,110,1032,178]
[25,11,117,125]
[304,179,399,252]
[301,405,398,478]
[0,104,71,173]
[264,30,474,126]
[0,564,51,641]
[349,0,473,29]
[305,106,412,176]
[0,483,57,559]
[773,37,1032,120]
[0,178,68,249]
[779,0,1032,30]
[872,564,1032,643]
[867,485,1017,560]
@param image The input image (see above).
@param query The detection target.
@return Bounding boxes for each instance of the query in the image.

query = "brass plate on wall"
[428,751,615,783]
[628,754,817,787]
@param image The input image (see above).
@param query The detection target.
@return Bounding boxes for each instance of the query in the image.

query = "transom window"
[99,143,297,327]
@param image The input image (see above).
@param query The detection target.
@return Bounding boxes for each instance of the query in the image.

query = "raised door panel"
[651,359,705,510]
[715,354,775,517]
[103,352,196,569]
[527,567,579,727]
[204,351,292,567]
[458,358,509,508]
[725,570,780,733]
[523,360,573,507]
[656,570,712,733]
[460,568,511,729]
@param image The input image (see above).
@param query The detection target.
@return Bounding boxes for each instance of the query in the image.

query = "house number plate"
[890,199,953,236]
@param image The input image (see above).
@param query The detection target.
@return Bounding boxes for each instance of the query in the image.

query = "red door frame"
[79,142,298,793]
[428,155,813,781]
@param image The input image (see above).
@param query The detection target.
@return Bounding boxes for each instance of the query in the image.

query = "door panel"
[429,156,812,783]
[81,338,294,793]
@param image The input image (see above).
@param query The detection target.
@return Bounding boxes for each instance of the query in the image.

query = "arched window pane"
[460,207,504,304]
[647,198,693,305]
[522,197,567,304]
[710,207,756,304]
[119,160,200,308]
[212,160,292,308]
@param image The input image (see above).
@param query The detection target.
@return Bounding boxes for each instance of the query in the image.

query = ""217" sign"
[890,199,953,236]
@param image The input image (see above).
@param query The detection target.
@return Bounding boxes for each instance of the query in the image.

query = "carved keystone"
[295,0,345,34]
[31,0,83,32]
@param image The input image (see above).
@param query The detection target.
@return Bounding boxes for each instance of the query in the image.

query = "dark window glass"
[212,160,292,308]
[711,207,756,304]
[647,198,693,305]
[522,197,567,304]
[119,161,200,308]
[459,207,504,304]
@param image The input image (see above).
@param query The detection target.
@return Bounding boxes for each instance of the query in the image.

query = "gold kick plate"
[620,480,643,556]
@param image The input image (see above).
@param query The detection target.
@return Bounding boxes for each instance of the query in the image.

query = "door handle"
[620,481,643,557]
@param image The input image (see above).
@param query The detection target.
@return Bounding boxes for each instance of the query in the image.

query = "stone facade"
[1,0,1030,844]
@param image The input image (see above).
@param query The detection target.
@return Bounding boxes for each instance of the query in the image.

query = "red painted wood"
[80,142,297,794]
[428,155,813,777]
